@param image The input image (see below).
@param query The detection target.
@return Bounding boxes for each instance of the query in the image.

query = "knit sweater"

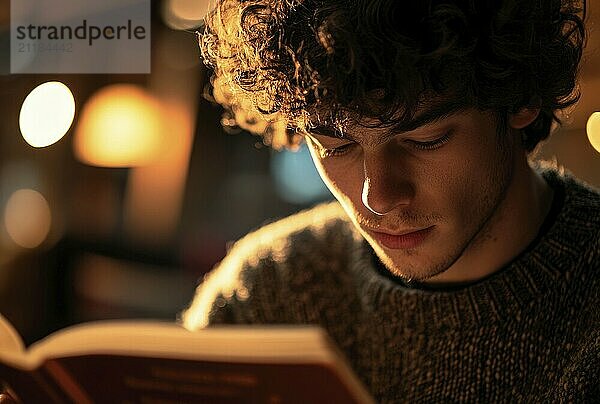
[182,168,600,403]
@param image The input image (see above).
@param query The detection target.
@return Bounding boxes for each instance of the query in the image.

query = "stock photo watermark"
[10,0,151,74]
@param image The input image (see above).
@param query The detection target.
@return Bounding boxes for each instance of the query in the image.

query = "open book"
[0,314,374,403]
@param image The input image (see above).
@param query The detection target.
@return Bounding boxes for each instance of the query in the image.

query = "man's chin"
[373,244,461,282]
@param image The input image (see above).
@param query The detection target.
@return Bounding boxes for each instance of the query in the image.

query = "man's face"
[305,106,521,282]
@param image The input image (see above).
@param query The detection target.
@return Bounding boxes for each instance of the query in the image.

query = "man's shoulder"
[224,201,356,272]
[541,163,600,207]
[541,165,600,243]
[539,166,600,284]
[234,201,354,256]
[181,202,359,329]
[547,169,600,401]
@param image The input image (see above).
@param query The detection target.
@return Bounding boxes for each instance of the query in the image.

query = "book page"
[0,314,24,353]
[28,321,335,363]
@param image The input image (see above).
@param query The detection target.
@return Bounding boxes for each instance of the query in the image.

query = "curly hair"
[200,0,586,151]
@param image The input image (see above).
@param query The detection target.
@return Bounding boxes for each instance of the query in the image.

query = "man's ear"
[508,108,540,129]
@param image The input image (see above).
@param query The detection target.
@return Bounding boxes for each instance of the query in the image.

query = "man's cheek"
[442,176,477,222]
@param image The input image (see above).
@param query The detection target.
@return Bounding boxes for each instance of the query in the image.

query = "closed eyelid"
[400,128,452,141]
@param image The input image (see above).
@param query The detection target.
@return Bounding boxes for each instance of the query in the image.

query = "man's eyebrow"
[306,100,468,140]
[392,101,468,133]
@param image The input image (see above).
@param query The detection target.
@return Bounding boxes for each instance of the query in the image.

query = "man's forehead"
[307,98,469,140]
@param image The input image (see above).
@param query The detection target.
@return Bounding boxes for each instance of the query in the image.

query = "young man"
[183,0,599,401]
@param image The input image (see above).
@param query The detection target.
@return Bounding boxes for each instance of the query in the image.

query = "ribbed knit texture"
[182,168,600,403]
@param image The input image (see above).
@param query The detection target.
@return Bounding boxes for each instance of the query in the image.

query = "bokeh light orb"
[586,112,600,154]
[4,189,52,249]
[271,144,332,204]
[73,84,165,167]
[19,81,76,148]
[162,0,210,30]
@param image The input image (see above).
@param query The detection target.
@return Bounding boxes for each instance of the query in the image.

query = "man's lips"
[367,226,435,249]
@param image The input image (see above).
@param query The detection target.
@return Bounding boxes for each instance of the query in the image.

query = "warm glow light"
[162,0,210,30]
[123,101,194,244]
[4,189,52,249]
[74,85,165,167]
[19,81,75,148]
[587,112,600,154]
[122,34,198,247]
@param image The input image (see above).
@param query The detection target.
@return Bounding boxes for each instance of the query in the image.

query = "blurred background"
[0,0,598,345]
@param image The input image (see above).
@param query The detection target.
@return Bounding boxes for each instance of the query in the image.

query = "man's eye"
[319,143,354,158]
[406,132,452,151]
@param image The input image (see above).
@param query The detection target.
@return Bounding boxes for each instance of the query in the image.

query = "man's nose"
[361,150,414,216]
